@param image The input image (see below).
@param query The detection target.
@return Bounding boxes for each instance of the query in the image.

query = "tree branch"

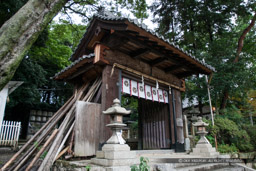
[234,12,256,63]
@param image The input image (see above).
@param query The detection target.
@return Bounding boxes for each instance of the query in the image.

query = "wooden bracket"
[180,79,186,92]
[93,43,110,65]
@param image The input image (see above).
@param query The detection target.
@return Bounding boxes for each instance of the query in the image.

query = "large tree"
[0,0,68,91]
[0,0,148,91]
[150,0,256,111]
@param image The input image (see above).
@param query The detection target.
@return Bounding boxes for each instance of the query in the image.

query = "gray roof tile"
[53,53,95,79]
[93,13,216,72]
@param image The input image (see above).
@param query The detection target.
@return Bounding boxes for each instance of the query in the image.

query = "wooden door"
[138,99,171,149]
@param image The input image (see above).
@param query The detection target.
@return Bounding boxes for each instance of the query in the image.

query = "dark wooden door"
[138,99,171,149]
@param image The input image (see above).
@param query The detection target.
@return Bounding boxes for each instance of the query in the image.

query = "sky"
[54,0,158,30]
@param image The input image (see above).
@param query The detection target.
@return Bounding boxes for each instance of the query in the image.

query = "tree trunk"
[234,13,256,63]
[220,13,256,111]
[0,0,68,91]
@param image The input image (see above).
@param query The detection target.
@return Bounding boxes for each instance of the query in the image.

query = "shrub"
[242,125,256,150]
[218,144,238,154]
[131,157,150,171]
[206,117,254,152]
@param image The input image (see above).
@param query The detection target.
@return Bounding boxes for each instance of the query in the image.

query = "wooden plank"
[25,129,58,171]
[74,101,101,157]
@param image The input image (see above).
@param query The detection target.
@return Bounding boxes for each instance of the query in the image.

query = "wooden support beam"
[149,57,167,66]
[176,71,196,78]
[101,32,129,49]
[100,66,120,143]
[136,34,149,40]
[112,63,183,91]
[115,31,187,65]
[130,48,150,59]
[165,65,182,73]
[94,44,110,65]
[65,64,94,80]
[105,50,183,90]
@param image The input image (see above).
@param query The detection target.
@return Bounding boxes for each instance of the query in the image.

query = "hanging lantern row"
[122,77,169,103]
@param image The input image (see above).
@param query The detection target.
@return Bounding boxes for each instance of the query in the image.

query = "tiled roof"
[66,11,215,79]
[92,13,216,72]
[53,53,95,79]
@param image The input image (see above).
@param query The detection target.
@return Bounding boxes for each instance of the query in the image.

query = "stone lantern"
[192,117,209,144]
[92,99,136,171]
[103,98,131,144]
[190,117,219,157]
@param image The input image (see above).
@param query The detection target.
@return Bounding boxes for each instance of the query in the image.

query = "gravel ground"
[0,147,16,168]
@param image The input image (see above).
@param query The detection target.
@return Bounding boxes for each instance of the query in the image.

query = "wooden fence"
[0,121,21,147]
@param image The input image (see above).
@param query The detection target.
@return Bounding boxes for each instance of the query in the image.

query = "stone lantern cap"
[192,117,209,127]
[103,98,131,115]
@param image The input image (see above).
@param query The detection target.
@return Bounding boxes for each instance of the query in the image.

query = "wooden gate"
[138,99,171,149]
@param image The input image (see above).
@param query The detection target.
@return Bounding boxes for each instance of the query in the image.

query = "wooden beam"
[66,64,94,80]
[176,71,196,78]
[112,63,183,91]
[105,50,183,90]
[115,31,186,65]
[130,48,150,59]
[101,32,129,49]
[94,44,110,65]
[101,66,120,143]
[149,57,167,66]
[136,34,149,40]
[125,21,213,74]
[165,65,182,73]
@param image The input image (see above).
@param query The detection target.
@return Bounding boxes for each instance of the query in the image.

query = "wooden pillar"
[100,65,120,145]
[173,89,185,152]
[168,91,176,148]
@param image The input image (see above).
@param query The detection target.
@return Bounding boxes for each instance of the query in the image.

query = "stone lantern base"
[190,142,219,157]
[91,144,137,171]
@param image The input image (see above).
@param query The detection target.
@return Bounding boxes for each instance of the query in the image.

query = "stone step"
[135,150,175,158]
[175,163,243,171]
[150,163,247,171]
[91,158,139,167]
[191,147,218,153]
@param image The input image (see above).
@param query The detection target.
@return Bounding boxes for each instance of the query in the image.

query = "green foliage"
[220,105,243,124]
[206,116,255,152]
[205,135,215,147]
[0,0,28,27]
[122,95,138,121]
[85,165,91,171]
[34,141,39,148]
[116,0,148,21]
[7,20,86,110]
[40,151,48,159]
[131,157,150,171]
[242,125,256,150]
[217,144,238,154]
[150,0,256,112]
[5,20,86,138]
